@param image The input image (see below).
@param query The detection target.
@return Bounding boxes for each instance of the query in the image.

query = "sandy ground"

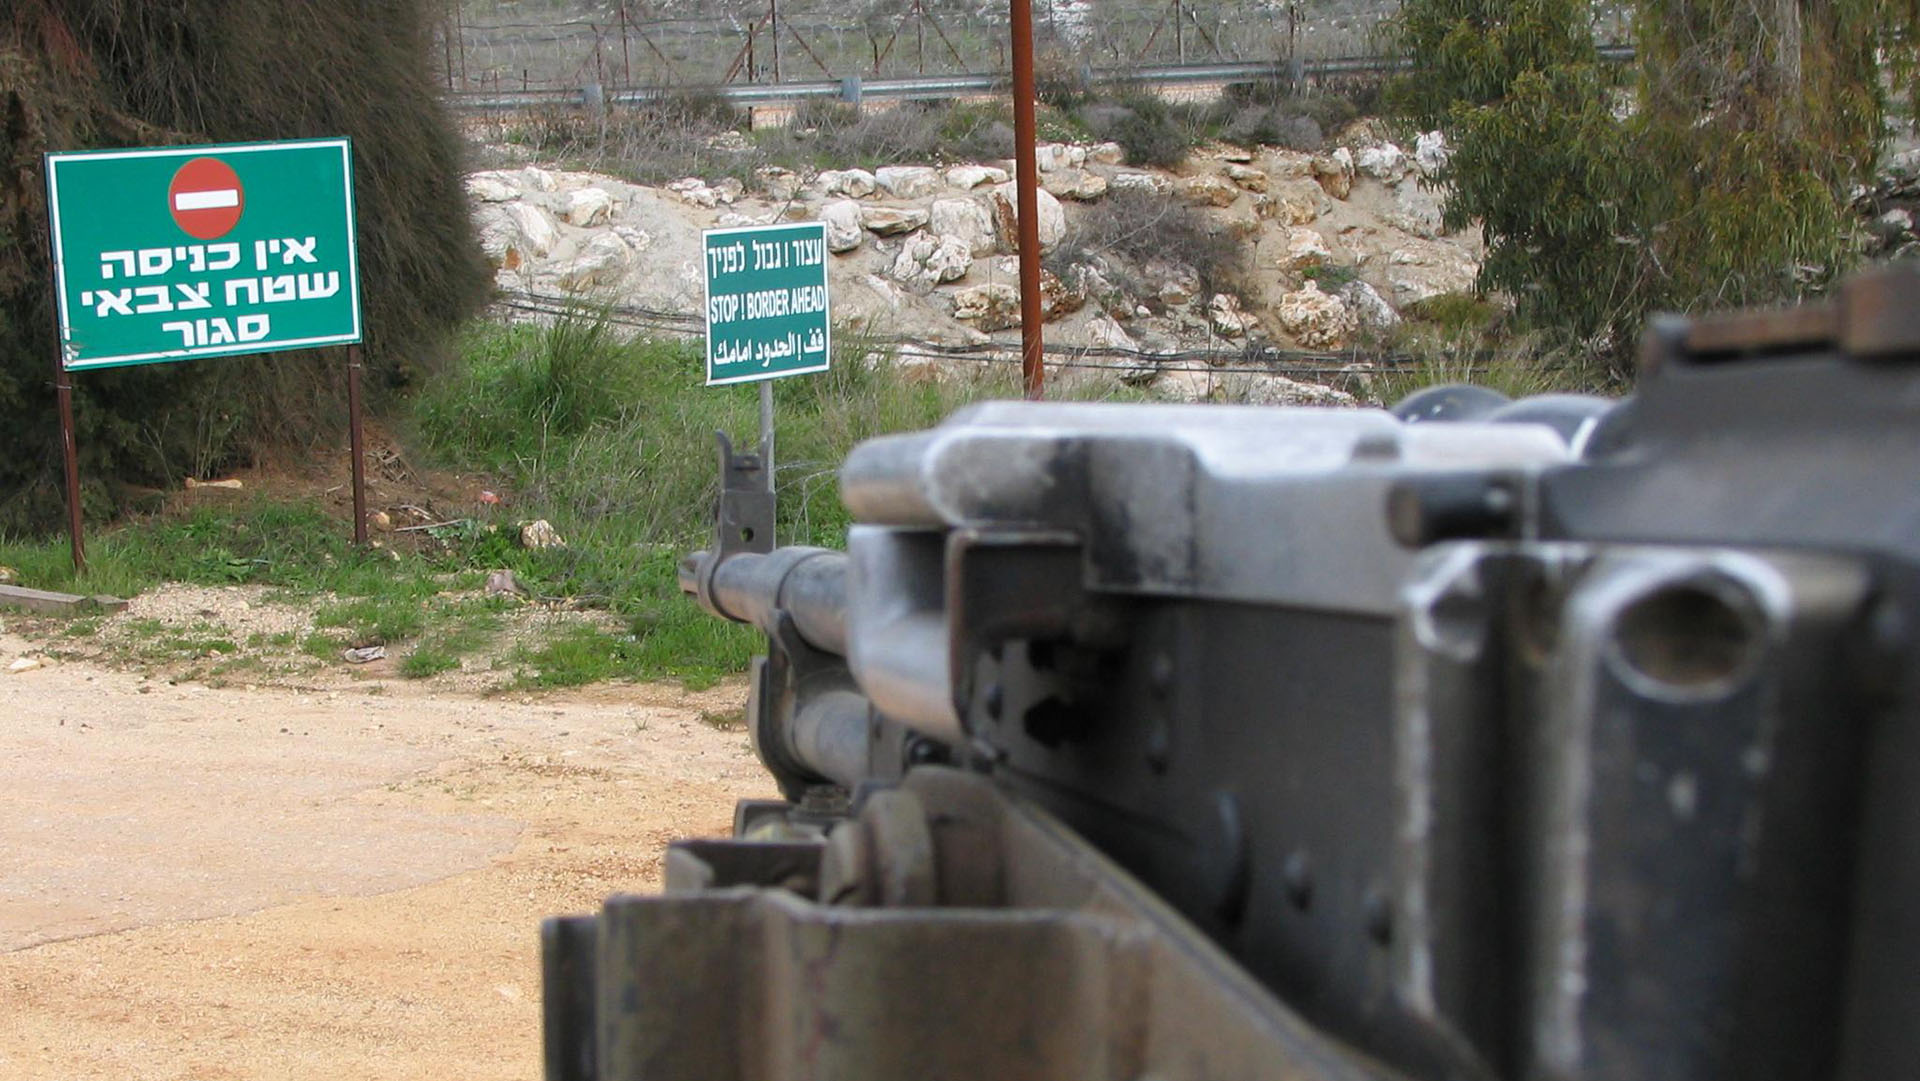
[0,647,763,1080]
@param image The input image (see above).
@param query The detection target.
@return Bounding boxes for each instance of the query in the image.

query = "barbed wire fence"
[435,0,1389,95]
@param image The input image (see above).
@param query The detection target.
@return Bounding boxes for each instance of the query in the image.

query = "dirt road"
[0,649,762,1080]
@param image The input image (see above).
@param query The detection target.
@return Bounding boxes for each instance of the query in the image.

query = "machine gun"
[540,267,1920,1081]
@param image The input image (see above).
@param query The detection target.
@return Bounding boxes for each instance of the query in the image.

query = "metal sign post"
[44,137,368,566]
[703,220,831,542]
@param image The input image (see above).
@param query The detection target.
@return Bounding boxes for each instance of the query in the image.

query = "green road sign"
[46,138,362,371]
[704,221,830,386]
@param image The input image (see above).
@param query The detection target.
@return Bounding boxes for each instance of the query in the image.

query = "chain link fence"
[436,0,1391,94]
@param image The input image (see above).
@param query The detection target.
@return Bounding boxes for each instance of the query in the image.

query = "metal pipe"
[683,547,850,656]
[1009,0,1044,399]
[347,344,369,547]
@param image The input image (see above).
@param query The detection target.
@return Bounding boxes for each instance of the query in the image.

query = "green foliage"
[0,2,489,534]
[1385,0,1890,374]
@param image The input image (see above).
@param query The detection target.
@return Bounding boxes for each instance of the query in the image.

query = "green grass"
[0,310,1138,688]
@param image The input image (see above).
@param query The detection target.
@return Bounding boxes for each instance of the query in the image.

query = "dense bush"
[1,0,490,533]
[1048,186,1246,297]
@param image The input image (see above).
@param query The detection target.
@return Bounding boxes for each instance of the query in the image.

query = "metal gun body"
[549,269,1920,1081]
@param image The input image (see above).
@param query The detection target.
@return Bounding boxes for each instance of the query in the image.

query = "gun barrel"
[680,546,850,657]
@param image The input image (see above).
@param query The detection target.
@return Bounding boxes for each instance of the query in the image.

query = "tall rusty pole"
[1010,0,1045,398]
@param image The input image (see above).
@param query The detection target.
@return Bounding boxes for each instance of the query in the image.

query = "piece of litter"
[184,477,244,490]
[342,645,387,664]
[8,656,43,673]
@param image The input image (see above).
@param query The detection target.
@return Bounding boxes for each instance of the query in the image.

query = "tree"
[1387,0,1899,377]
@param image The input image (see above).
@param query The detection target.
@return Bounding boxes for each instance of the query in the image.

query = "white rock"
[474,206,526,269]
[1086,141,1126,166]
[820,200,866,253]
[756,166,801,201]
[715,212,769,228]
[1282,227,1333,271]
[1042,168,1108,201]
[1109,172,1173,195]
[520,166,559,192]
[465,172,521,203]
[1209,293,1255,337]
[1340,280,1401,331]
[1215,372,1358,407]
[713,177,744,205]
[875,165,942,200]
[1388,179,1447,239]
[1313,148,1354,200]
[1147,261,1201,306]
[1225,163,1269,193]
[1415,131,1451,177]
[564,187,618,227]
[1086,313,1139,352]
[502,202,558,257]
[930,198,998,257]
[520,519,566,550]
[557,232,632,291]
[7,656,41,674]
[952,282,1022,331]
[1182,174,1241,208]
[1278,281,1357,348]
[988,184,1066,253]
[861,205,930,236]
[944,164,1002,190]
[1356,143,1409,181]
[888,232,974,290]
[823,168,878,198]
[1035,143,1085,172]
[667,178,719,209]
[1387,243,1480,305]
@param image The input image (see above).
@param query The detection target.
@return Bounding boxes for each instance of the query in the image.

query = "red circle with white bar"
[168,157,245,240]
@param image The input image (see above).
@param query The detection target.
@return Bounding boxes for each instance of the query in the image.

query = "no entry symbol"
[168,157,245,240]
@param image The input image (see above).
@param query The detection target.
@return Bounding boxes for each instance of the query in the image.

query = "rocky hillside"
[466,122,1481,401]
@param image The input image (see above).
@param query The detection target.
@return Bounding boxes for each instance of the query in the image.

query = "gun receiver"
[548,266,1920,1081]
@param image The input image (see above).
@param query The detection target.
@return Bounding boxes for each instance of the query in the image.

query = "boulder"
[1264,185,1326,225]
[987,184,1066,253]
[1414,131,1450,177]
[1225,163,1269,193]
[1339,280,1401,331]
[1355,143,1409,182]
[502,202,558,257]
[564,187,618,227]
[556,232,632,291]
[1109,172,1174,195]
[1281,227,1333,271]
[465,171,520,203]
[861,205,930,235]
[876,165,942,200]
[1209,293,1255,337]
[1312,149,1354,200]
[712,177,744,204]
[1277,281,1357,348]
[519,166,560,192]
[474,207,526,270]
[946,164,1009,189]
[667,177,719,209]
[755,166,801,201]
[1039,269,1086,320]
[887,232,974,291]
[1215,372,1358,407]
[818,169,878,198]
[1034,143,1086,171]
[930,198,998,257]
[1147,261,1201,306]
[1182,174,1241,208]
[1386,243,1479,306]
[952,282,1022,331]
[820,199,866,253]
[1086,141,1126,166]
[1388,179,1447,239]
[1268,151,1314,179]
[1043,168,1109,201]
[520,519,567,550]
[715,212,769,228]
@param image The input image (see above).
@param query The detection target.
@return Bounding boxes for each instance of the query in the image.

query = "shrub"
[0,1,489,533]
[1049,187,1246,297]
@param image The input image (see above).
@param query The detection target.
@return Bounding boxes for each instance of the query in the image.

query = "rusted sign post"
[1009,0,1044,398]
[44,137,367,569]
